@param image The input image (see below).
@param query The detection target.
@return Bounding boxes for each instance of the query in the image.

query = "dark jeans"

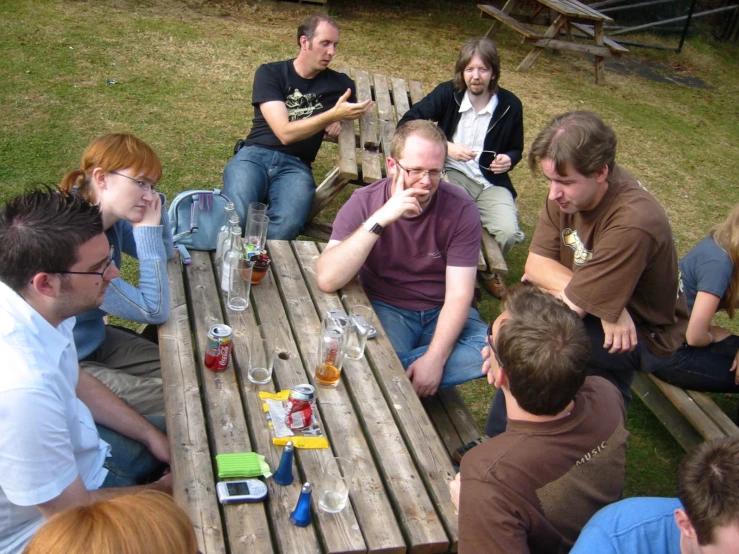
[98,415,168,488]
[485,315,697,437]
[652,334,739,392]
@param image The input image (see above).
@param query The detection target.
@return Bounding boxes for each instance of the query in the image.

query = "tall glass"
[227,258,252,311]
[248,324,274,385]
[344,305,374,360]
[318,457,352,513]
[246,213,270,250]
[247,201,267,223]
[315,313,350,388]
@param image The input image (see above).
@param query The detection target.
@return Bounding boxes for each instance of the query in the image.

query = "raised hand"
[374,167,428,225]
[332,89,373,121]
[134,193,162,227]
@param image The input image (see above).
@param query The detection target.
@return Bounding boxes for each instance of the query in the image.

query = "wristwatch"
[363,216,384,236]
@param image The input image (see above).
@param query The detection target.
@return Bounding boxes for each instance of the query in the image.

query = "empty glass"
[246,213,270,250]
[318,457,352,513]
[248,324,274,385]
[344,305,374,360]
[227,258,252,311]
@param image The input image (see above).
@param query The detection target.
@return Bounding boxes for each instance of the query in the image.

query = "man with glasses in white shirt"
[398,38,524,298]
[317,121,487,397]
[0,187,171,554]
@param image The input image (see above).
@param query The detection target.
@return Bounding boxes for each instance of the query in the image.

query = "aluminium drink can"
[204,324,233,372]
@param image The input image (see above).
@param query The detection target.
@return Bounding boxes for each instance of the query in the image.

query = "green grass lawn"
[2,0,738,498]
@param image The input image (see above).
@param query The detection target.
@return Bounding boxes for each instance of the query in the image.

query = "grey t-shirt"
[679,236,733,312]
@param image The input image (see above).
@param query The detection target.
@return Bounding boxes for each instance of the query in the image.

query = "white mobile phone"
[216,479,268,504]
[327,310,377,339]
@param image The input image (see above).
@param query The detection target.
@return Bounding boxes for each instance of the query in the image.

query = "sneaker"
[481,273,507,299]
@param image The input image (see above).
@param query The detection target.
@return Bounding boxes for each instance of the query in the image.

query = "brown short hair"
[677,436,739,546]
[390,119,448,160]
[453,38,501,93]
[23,491,198,554]
[59,133,162,202]
[496,285,590,415]
[528,111,617,177]
[297,14,339,46]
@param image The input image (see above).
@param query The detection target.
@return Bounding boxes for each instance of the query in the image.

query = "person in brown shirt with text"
[449,285,628,553]
[485,111,688,436]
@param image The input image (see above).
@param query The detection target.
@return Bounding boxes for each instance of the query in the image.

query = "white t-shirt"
[0,282,110,553]
[446,91,498,187]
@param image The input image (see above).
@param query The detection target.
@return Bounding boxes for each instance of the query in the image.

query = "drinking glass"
[227,258,252,311]
[246,213,270,250]
[247,201,267,222]
[315,313,350,388]
[248,325,274,385]
[344,305,374,360]
[318,457,352,513]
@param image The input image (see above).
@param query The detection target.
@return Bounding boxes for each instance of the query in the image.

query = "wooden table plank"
[390,77,411,121]
[186,251,274,553]
[160,256,226,554]
[269,240,404,553]
[374,73,395,176]
[266,241,372,553]
[335,66,359,183]
[218,264,323,554]
[518,14,567,72]
[296,241,450,553]
[355,68,382,184]
[315,246,460,551]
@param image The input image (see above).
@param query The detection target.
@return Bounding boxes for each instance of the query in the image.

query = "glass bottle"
[215,205,236,266]
[220,225,243,293]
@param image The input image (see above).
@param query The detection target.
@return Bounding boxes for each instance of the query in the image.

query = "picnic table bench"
[478,0,628,84]
[158,241,484,553]
[632,373,739,451]
[304,66,507,278]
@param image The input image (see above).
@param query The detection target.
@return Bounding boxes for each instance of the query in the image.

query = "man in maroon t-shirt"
[316,121,487,397]
[484,111,687,436]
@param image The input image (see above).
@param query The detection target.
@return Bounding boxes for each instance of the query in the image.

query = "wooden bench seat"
[570,21,628,55]
[632,373,739,451]
[423,388,486,461]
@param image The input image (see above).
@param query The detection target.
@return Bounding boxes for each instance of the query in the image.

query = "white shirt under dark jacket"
[446,91,499,186]
[0,281,110,554]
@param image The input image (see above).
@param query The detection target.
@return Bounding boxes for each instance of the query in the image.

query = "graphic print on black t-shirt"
[286,89,323,121]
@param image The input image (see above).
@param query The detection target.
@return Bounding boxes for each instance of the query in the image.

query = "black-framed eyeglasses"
[487,321,503,366]
[110,170,156,192]
[395,160,445,183]
[477,150,497,173]
[54,245,116,279]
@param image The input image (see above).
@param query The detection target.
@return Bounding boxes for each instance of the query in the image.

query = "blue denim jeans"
[223,146,316,240]
[371,300,487,388]
[98,415,168,488]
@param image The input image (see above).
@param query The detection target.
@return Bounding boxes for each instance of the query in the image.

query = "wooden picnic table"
[478,1,628,84]
[158,241,479,553]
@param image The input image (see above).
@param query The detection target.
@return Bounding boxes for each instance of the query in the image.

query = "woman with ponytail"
[652,204,739,393]
[60,133,173,416]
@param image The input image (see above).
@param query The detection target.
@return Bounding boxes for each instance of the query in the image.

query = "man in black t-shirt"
[223,14,372,240]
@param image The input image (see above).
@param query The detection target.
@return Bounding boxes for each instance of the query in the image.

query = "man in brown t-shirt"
[485,111,688,436]
[450,285,628,553]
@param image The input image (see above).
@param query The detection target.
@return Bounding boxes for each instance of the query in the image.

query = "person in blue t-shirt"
[59,134,173,416]
[651,203,739,393]
[571,436,739,554]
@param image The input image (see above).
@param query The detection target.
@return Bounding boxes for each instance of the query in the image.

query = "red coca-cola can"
[204,324,233,372]
[285,384,315,430]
